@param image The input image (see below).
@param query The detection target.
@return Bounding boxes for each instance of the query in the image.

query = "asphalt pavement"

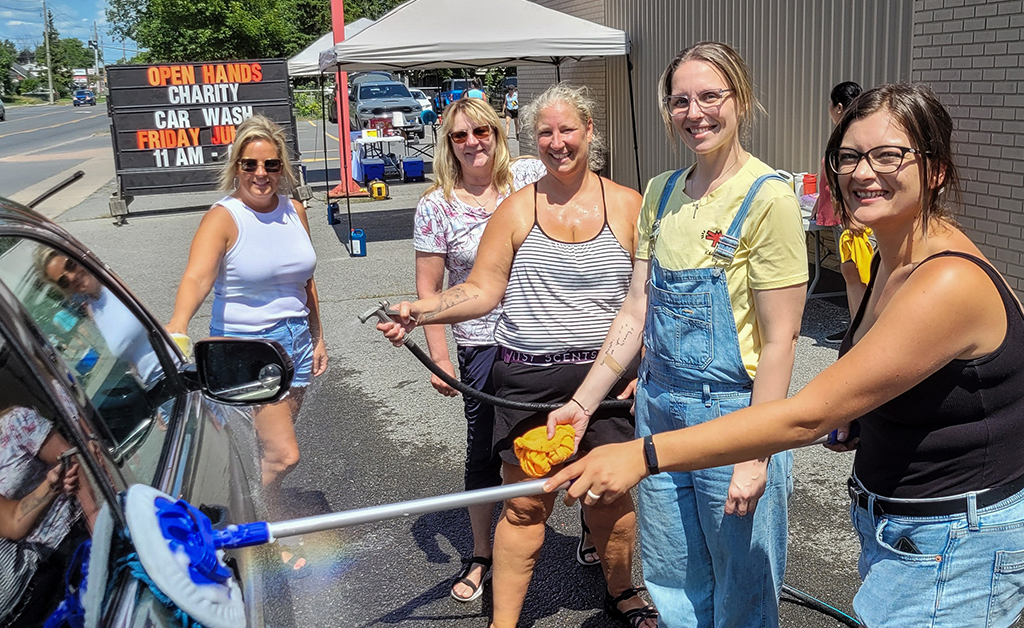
[48,151,865,627]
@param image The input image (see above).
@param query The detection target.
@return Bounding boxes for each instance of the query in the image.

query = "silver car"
[349,81,424,139]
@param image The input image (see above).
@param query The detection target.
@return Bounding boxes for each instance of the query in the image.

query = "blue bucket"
[350,228,367,257]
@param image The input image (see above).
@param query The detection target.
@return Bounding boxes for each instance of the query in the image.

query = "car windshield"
[447,80,469,90]
[360,84,411,100]
[75,91,89,97]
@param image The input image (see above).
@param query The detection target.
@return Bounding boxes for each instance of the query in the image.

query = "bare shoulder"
[200,204,236,234]
[601,176,643,217]
[491,183,537,241]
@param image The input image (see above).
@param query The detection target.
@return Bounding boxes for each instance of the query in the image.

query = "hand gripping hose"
[359,302,632,413]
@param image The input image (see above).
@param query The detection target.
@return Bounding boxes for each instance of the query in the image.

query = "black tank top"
[840,251,1024,498]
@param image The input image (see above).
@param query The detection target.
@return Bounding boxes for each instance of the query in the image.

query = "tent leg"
[320,74,331,205]
[626,54,641,191]
[556,63,561,82]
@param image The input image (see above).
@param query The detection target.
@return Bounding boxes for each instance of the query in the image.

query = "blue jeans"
[636,371,792,628]
[851,481,1024,627]
[210,317,314,387]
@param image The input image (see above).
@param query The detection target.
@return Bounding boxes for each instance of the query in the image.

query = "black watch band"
[642,435,660,475]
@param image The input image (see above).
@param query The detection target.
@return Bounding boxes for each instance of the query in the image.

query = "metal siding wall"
[604,0,913,190]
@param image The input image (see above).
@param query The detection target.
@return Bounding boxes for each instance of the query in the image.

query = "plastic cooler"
[362,158,386,183]
[402,157,425,182]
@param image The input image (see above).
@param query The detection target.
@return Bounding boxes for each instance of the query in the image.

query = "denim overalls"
[635,171,794,628]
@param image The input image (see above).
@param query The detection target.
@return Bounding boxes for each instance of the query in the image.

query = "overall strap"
[712,173,787,265]
[649,169,686,256]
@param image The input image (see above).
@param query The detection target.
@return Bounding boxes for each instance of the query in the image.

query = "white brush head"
[124,485,245,628]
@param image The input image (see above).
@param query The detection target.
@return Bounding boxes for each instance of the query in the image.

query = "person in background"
[548,81,1024,628]
[810,81,871,342]
[502,84,519,139]
[379,83,657,628]
[463,78,486,100]
[549,41,807,628]
[167,115,327,539]
[414,97,545,602]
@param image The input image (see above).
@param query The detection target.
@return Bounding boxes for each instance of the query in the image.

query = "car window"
[410,90,425,99]
[0,329,111,627]
[360,83,412,100]
[0,238,174,486]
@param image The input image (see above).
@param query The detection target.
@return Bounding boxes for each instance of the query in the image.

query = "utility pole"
[90,22,100,93]
[41,0,54,104]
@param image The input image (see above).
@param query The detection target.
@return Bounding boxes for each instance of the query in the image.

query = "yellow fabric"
[514,425,576,477]
[636,156,809,379]
[839,228,875,284]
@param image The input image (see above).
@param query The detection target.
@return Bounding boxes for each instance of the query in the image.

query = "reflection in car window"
[0,332,102,627]
[0,238,173,486]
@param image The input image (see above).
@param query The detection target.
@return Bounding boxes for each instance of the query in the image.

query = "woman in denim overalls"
[548,42,808,627]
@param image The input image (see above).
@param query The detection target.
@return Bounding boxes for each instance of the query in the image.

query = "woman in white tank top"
[168,116,327,540]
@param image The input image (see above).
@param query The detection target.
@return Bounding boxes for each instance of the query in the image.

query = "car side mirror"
[193,338,293,405]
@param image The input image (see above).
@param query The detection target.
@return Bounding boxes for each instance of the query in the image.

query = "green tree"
[1,40,16,96]
[17,48,34,65]
[344,0,404,21]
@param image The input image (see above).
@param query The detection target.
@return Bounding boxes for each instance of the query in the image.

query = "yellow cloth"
[514,425,576,478]
[637,157,809,379]
[838,228,875,284]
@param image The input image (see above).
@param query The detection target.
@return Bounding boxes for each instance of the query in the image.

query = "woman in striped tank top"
[379,84,657,628]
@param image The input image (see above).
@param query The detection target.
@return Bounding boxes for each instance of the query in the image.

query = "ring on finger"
[586,489,602,501]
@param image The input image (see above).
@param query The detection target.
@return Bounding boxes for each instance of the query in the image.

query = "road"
[56,173,865,627]
[0,104,113,216]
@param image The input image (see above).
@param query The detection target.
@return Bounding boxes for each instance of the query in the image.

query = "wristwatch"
[642,435,660,475]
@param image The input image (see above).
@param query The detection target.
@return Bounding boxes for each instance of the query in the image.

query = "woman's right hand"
[431,359,460,397]
[375,301,417,346]
[547,402,590,453]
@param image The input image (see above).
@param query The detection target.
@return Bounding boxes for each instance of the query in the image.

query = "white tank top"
[211,195,317,333]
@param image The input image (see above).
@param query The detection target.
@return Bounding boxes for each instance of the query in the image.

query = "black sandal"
[577,509,600,566]
[604,586,659,628]
[450,555,492,602]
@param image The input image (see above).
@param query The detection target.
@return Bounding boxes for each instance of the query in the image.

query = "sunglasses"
[448,126,493,145]
[239,158,284,173]
[54,258,78,290]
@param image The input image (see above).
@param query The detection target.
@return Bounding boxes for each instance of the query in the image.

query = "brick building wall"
[912,0,1024,292]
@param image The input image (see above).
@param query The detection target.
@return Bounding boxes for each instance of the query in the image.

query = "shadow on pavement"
[331,207,416,246]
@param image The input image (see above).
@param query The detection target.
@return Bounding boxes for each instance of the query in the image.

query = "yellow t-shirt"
[637,156,808,379]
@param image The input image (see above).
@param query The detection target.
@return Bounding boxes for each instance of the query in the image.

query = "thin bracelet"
[570,397,592,417]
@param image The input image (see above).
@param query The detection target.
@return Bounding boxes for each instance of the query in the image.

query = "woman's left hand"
[312,338,328,377]
[544,439,646,506]
[725,459,767,517]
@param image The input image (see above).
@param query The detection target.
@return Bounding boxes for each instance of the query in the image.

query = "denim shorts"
[210,317,314,387]
[850,480,1024,627]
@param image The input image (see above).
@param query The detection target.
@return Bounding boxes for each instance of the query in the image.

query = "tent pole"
[556,61,561,82]
[319,74,331,207]
[626,53,641,191]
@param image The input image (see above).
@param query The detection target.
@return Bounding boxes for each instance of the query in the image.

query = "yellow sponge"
[514,425,576,478]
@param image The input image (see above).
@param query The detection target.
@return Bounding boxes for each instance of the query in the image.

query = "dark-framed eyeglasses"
[662,88,733,114]
[239,158,284,173]
[54,257,79,290]
[448,125,493,145]
[827,146,920,175]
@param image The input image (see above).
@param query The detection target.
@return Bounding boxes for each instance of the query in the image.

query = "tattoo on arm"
[419,287,479,323]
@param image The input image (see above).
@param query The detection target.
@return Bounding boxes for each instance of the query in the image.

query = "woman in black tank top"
[547,84,1024,628]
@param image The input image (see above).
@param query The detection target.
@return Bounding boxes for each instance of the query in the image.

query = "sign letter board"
[106,58,298,199]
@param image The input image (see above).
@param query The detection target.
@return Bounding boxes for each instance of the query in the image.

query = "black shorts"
[491,359,637,467]
[506,109,518,119]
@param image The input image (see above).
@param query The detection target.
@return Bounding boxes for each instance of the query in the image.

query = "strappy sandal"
[577,509,600,566]
[450,555,492,602]
[604,586,659,628]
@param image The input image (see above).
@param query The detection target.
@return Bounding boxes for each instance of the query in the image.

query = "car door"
[0,230,265,627]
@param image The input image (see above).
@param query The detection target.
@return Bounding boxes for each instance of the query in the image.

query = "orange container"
[802,173,817,195]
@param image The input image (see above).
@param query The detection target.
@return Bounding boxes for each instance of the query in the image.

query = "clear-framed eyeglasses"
[662,89,733,115]
[827,146,921,175]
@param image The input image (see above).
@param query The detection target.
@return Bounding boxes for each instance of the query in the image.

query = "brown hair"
[823,83,962,232]
[658,41,763,143]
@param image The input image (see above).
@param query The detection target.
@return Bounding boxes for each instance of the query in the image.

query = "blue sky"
[1,0,133,64]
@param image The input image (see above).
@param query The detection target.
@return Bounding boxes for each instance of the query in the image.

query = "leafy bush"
[17,77,39,95]
[293,90,323,119]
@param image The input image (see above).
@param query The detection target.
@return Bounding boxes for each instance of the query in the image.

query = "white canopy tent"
[288,18,374,77]
[317,0,630,72]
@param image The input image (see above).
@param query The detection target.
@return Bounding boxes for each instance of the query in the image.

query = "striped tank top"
[493,178,633,358]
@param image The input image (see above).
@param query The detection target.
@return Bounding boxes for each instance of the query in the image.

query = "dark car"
[72,89,96,107]
[0,196,287,627]
[0,100,6,121]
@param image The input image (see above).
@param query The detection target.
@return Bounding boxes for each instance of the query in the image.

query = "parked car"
[0,196,287,627]
[0,99,6,121]
[72,89,96,107]
[349,81,424,138]
[409,88,433,113]
[437,78,470,110]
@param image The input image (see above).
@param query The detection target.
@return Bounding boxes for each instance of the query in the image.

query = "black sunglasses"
[448,126,493,145]
[239,158,284,173]
[54,258,78,290]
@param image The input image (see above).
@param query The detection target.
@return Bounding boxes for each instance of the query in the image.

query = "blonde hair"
[520,82,606,172]
[426,98,512,202]
[218,114,299,192]
[658,41,764,144]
